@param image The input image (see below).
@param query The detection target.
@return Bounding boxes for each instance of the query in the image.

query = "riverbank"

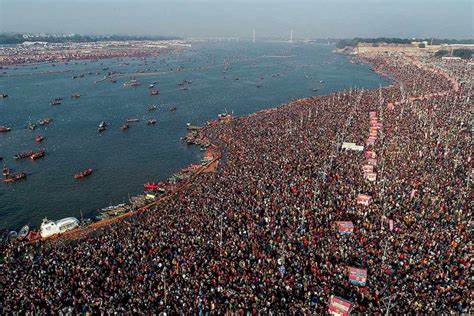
[1,42,387,231]
[0,40,190,66]
[1,44,470,314]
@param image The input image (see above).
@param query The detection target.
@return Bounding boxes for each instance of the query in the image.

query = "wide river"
[0,41,390,230]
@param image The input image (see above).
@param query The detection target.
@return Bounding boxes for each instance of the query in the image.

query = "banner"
[364,172,377,182]
[348,267,367,286]
[364,151,376,159]
[367,158,377,166]
[366,137,376,146]
[356,194,371,205]
[362,164,374,173]
[336,221,354,234]
[328,296,353,316]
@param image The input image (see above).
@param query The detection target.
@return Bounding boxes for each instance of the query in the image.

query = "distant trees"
[0,33,181,44]
[336,37,412,49]
[336,37,474,49]
[434,50,449,57]
[452,49,473,59]
[434,49,473,60]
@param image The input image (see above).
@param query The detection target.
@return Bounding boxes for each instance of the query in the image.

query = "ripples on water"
[0,41,390,230]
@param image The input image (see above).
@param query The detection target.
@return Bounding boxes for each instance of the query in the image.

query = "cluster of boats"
[2,164,26,183]
[99,118,158,132]
[27,118,53,131]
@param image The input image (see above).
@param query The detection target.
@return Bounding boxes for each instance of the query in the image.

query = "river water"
[0,41,390,230]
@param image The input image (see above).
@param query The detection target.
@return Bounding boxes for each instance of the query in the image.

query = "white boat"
[40,217,79,238]
[18,225,29,239]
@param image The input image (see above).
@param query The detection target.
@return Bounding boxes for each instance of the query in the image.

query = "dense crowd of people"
[0,51,471,314]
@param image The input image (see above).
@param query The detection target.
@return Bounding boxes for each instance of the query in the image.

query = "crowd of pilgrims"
[0,52,471,314]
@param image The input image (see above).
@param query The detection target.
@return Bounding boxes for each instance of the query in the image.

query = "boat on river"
[74,168,93,179]
[14,151,34,160]
[50,98,62,105]
[2,166,10,177]
[0,126,11,133]
[30,150,45,160]
[123,79,141,87]
[98,121,108,133]
[38,118,53,126]
[18,225,29,239]
[121,124,130,130]
[35,135,45,143]
[3,172,27,183]
[40,217,79,238]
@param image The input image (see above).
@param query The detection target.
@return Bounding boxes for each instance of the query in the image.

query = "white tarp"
[341,142,364,151]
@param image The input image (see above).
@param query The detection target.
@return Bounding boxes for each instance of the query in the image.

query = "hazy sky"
[0,0,472,39]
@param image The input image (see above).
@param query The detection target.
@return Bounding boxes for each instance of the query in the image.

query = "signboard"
[367,158,377,166]
[328,296,353,316]
[356,194,371,205]
[364,172,377,182]
[366,137,376,146]
[364,151,376,159]
[362,164,374,173]
[348,267,367,286]
[336,221,354,234]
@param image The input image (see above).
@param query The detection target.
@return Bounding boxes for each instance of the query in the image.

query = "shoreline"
[25,49,459,243]
[1,44,470,313]
[0,40,190,67]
